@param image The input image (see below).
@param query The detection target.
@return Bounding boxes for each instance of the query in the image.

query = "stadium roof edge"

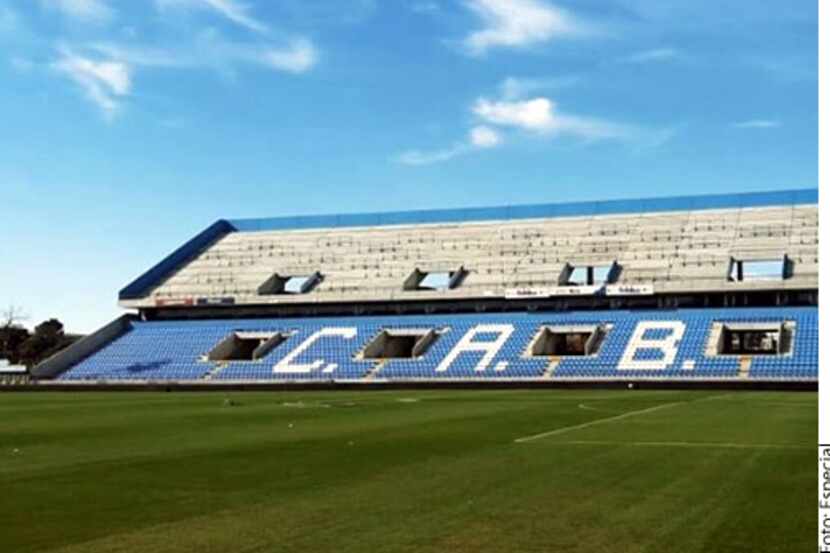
[118,188,817,301]
[225,188,817,232]
[119,220,236,301]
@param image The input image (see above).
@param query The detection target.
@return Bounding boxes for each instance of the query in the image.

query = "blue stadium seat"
[58,307,817,382]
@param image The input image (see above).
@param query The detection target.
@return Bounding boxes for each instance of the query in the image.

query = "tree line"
[1,306,81,368]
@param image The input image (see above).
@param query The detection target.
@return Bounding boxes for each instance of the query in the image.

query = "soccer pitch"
[1,390,816,553]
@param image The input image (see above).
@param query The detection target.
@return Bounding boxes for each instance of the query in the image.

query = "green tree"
[0,326,30,364]
[0,305,30,364]
[18,319,76,367]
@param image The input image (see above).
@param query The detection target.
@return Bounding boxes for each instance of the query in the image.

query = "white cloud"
[399,90,673,166]
[732,120,781,129]
[473,97,555,132]
[396,145,467,165]
[92,33,318,74]
[396,124,504,165]
[261,39,318,73]
[469,125,502,147]
[621,48,679,64]
[40,0,113,24]
[53,48,130,119]
[462,0,593,55]
[472,96,631,140]
[155,0,268,33]
[90,43,183,68]
[552,114,634,141]
[51,35,317,116]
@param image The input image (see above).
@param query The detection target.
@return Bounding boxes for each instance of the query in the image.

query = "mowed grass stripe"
[0,390,816,553]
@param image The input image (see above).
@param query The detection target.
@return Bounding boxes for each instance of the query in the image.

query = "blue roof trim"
[228,188,817,232]
[119,220,235,300]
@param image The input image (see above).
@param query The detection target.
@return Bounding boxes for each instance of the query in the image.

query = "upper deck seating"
[120,195,818,308]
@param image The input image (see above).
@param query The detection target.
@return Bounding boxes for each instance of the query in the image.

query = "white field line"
[694,393,734,402]
[514,393,781,444]
[556,440,811,450]
[515,401,686,443]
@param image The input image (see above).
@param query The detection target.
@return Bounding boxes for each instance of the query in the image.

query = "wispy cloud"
[462,0,595,55]
[92,32,318,74]
[500,75,580,100]
[396,125,503,165]
[732,119,781,129]
[14,0,318,121]
[52,47,130,119]
[397,88,674,166]
[620,47,679,64]
[473,97,631,140]
[40,0,114,24]
[396,145,466,165]
[260,38,318,72]
[473,95,677,149]
[50,30,317,119]
[469,125,503,147]
[155,0,269,34]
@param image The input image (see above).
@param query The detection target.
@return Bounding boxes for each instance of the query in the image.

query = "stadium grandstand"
[33,188,818,386]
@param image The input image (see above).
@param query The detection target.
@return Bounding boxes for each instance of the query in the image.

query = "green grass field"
[0,390,816,553]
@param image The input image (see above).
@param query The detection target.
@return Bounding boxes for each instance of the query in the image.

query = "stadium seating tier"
[119,193,818,307]
[57,307,817,382]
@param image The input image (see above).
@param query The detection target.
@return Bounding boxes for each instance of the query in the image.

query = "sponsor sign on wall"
[196,297,236,306]
[504,284,653,299]
[154,298,195,307]
[549,285,604,296]
[504,288,552,299]
[605,284,654,296]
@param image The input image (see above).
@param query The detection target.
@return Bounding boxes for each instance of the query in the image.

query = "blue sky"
[0,0,817,333]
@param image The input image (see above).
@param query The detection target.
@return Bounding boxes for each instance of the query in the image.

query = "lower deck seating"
[57,307,817,382]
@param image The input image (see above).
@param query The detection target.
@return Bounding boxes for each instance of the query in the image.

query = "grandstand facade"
[35,188,818,386]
